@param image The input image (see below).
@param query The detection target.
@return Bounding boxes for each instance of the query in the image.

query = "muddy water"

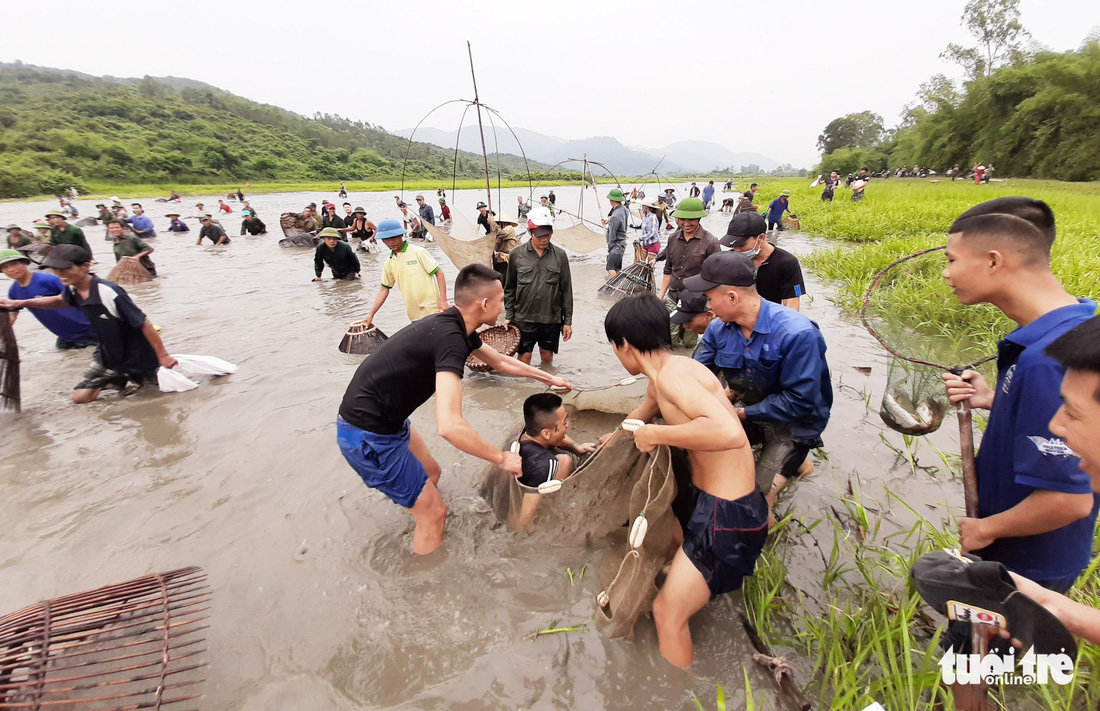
[0,186,970,709]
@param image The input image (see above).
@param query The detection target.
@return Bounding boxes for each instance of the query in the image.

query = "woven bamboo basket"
[338,323,388,355]
[107,258,154,284]
[466,324,521,372]
[782,216,801,231]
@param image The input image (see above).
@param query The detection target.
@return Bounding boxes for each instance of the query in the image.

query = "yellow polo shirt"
[381,241,441,321]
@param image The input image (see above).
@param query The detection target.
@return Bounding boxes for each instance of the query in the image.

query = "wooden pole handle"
[957,398,980,519]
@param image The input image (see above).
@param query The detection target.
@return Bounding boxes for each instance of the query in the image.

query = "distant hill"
[660,141,780,173]
[0,63,553,198]
[395,126,683,176]
[395,127,785,178]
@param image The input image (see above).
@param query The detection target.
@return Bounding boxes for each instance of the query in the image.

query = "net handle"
[859,245,995,372]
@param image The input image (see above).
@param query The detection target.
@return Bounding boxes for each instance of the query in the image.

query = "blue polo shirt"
[767,197,788,222]
[974,298,1099,583]
[694,299,832,442]
[125,214,156,237]
[8,271,98,343]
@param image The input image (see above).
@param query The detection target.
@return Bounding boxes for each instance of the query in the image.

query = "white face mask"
[744,235,763,259]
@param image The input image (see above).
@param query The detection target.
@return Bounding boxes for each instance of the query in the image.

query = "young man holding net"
[604,294,766,669]
[939,199,1098,697]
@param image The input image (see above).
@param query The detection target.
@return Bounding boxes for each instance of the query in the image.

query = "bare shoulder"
[657,355,720,390]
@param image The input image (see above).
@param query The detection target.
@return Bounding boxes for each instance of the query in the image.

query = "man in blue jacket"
[124,203,157,239]
[688,251,832,509]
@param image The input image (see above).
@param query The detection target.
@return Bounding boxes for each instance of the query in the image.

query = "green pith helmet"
[0,249,29,266]
[353,206,367,215]
[318,227,341,239]
[781,189,792,197]
[671,197,707,219]
[44,210,65,219]
[606,188,628,203]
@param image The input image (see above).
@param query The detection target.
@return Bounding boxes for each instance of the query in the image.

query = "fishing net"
[551,224,606,254]
[478,418,648,544]
[421,214,495,270]
[0,308,19,412]
[594,443,682,639]
[278,213,317,248]
[861,245,1007,435]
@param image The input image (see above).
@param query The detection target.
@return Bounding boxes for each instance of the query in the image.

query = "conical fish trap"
[106,259,154,285]
[466,325,520,372]
[338,323,388,355]
[278,213,316,248]
[598,262,655,300]
[0,566,210,709]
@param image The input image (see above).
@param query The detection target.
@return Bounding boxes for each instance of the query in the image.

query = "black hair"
[604,294,672,353]
[951,196,1055,244]
[524,393,563,436]
[454,263,502,305]
[131,203,142,209]
[105,219,123,227]
[1046,316,1100,402]
[343,202,351,207]
[948,211,1051,259]
[749,183,758,188]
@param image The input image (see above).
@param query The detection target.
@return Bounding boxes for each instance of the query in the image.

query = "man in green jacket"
[107,220,156,277]
[504,208,573,365]
[45,210,91,252]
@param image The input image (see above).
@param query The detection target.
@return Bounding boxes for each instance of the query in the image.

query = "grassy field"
[737,177,1100,710]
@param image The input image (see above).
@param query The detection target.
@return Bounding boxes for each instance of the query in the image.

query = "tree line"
[815,0,1100,181]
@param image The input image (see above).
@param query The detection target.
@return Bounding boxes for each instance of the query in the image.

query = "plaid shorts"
[75,351,156,391]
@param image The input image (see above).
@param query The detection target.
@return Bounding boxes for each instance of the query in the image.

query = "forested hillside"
[0,63,549,198]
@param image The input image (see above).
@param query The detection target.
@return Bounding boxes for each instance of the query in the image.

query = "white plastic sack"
[158,367,199,392]
[172,354,238,377]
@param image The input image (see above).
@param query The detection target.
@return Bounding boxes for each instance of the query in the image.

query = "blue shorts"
[682,488,769,598]
[336,417,428,508]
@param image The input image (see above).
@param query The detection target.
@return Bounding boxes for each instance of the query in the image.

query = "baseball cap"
[910,549,1078,657]
[721,212,768,247]
[41,244,93,268]
[669,290,708,325]
[683,252,757,292]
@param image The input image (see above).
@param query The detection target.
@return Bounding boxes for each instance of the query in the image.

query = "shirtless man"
[603,294,767,668]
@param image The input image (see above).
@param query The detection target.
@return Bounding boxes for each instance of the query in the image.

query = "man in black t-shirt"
[720,212,807,310]
[336,264,572,555]
[0,245,177,403]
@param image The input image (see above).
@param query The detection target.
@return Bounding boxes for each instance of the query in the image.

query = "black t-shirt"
[755,247,806,305]
[338,308,483,434]
[518,438,561,488]
[477,211,492,234]
[62,275,158,374]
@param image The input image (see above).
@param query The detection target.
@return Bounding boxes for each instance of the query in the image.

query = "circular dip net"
[860,246,1011,435]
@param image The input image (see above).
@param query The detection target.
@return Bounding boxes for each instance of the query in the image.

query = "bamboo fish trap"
[598,244,655,300]
[0,566,211,709]
[338,323,388,355]
[107,259,154,285]
[465,324,521,372]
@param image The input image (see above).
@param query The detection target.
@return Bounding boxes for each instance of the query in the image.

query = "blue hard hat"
[376,218,406,240]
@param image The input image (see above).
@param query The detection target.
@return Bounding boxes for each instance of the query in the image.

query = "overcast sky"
[5,0,1098,168]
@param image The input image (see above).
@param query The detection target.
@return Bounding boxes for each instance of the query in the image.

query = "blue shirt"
[767,197,788,222]
[702,185,715,202]
[125,214,156,237]
[166,219,190,232]
[418,204,436,226]
[974,298,1099,582]
[694,299,832,441]
[8,272,98,343]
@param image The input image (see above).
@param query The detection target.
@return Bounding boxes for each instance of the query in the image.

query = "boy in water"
[514,393,596,526]
[604,294,767,668]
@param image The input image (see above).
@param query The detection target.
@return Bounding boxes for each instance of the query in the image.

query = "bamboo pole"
[467,42,493,213]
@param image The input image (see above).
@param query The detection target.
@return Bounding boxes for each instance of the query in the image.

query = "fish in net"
[466,324,521,373]
[861,245,1010,514]
[0,307,19,412]
[338,323,388,355]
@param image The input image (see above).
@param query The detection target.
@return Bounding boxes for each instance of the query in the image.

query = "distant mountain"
[0,63,553,198]
[660,141,780,173]
[394,126,682,176]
